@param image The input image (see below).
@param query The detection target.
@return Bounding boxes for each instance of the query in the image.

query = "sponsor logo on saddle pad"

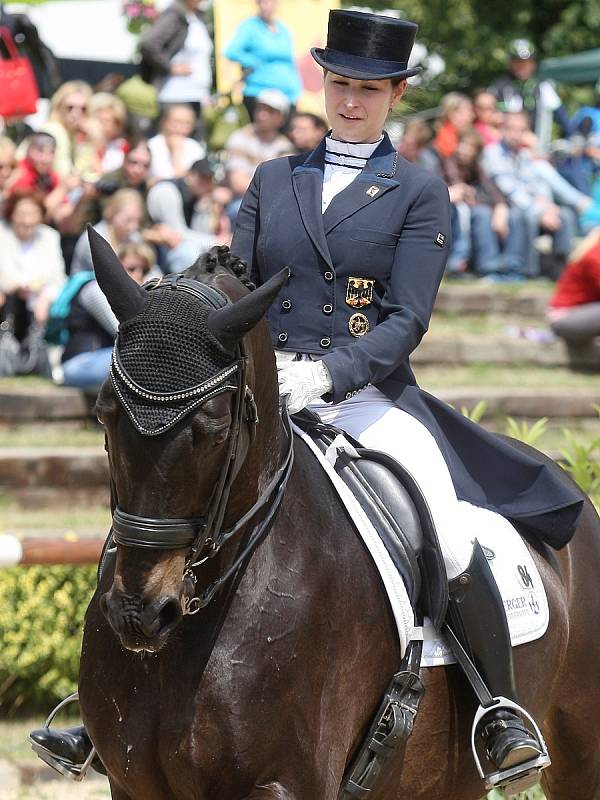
[346,277,374,308]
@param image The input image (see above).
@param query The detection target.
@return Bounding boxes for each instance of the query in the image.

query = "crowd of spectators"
[0,0,599,386]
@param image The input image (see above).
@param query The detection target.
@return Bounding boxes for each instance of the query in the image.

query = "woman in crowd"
[70,188,144,274]
[0,190,65,349]
[225,0,302,120]
[61,242,155,391]
[547,228,600,344]
[88,93,129,173]
[433,91,474,160]
[473,90,503,145]
[40,81,102,179]
[147,103,205,181]
[0,137,17,215]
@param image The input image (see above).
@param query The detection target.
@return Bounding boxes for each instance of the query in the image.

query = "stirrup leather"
[28,692,97,782]
[471,697,551,794]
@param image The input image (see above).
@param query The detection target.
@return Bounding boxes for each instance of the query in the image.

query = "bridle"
[106,274,294,612]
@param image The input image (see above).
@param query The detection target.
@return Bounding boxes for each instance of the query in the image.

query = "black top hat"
[311,10,421,82]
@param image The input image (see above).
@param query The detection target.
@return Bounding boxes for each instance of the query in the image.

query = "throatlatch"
[445,539,550,794]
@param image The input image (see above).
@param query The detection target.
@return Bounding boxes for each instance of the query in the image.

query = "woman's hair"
[3,188,45,222]
[458,127,485,154]
[103,188,144,221]
[49,80,94,121]
[117,241,156,271]
[89,92,128,128]
[568,227,600,264]
[439,92,472,122]
[402,118,432,146]
[0,136,17,165]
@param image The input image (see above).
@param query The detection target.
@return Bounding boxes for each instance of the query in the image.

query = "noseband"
[107,274,294,609]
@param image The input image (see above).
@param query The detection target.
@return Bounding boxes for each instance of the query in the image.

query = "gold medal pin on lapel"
[366,185,380,197]
[346,277,374,308]
[348,312,370,337]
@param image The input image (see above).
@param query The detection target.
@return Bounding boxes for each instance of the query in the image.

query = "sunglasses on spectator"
[0,162,14,171]
[65,103,87,112]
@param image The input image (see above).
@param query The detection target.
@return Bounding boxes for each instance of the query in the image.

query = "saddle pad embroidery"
[294,426,550,667]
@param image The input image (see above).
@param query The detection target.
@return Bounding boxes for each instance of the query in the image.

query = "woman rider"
[31,9,581,794]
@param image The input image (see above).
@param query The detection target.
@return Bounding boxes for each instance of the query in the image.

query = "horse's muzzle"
[100,591,183,652]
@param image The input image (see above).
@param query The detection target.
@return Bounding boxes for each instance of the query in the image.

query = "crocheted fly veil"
[111,284,239,436]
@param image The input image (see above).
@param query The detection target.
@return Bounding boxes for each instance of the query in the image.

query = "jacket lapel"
[291,139,333,268]
[323,134,399,235]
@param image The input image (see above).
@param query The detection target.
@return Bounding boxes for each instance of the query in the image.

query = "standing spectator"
[0,138,17,215]
[88,93,129,173]
[148,104,205,181]
[0,4,61,99]
[482,111,589,277]
[139,0,212,119]
[0,190,65,349]
[489,39,569,152]
[225,0,302,120]
[444,129,527,279]
[40,81,102,179]
[223,88,293,223]
[61,242,156,392]
[547,229,600,345]
[433,93,474,160]
[70,188,144,274]
[473,90,502,146]
[287,111,327,155]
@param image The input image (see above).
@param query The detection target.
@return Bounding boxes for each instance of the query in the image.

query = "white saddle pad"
[293,426,549,667]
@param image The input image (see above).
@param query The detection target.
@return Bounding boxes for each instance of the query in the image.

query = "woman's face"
[95,108,123,141]
[257,0,276,21]
[122,254,149,285]
[449,101,474,134]
[11,198,43,241]
[162,108,195,138]
[324,72,405,144]
[60,92,89,132]
[110,204,142,241]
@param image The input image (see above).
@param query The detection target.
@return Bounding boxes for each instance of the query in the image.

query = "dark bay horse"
[79,235,600,800]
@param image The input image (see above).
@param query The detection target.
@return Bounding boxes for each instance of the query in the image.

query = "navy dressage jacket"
[231,133,583,548]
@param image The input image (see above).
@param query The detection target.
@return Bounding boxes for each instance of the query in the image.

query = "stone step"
[436,387,599,419]
[414,333,600,369]
[0,385,93,422]
[433,283,552,316]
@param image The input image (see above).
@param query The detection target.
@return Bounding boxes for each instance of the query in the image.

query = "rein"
[108,273,294,609]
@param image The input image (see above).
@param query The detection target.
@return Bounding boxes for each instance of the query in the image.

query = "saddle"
[292,410,448,635]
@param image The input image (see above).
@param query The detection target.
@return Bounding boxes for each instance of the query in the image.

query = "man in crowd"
[287,111,327,155]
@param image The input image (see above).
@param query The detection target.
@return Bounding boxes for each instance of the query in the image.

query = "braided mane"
[188,245,256,291]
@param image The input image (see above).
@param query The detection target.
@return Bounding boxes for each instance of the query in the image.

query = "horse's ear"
[87,225,147,323]
[206,267,290,350]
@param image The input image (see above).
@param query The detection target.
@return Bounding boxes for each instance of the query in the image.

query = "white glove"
[278,359,333,414]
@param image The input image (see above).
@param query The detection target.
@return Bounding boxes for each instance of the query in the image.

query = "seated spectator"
[482,111,590,278]
[70,188,144,274]
[89,92,129,173]
[443,129,527,279]
[92,137,152,220]
[397,118,439,172]
[61,242,156,391]
[0,137,17,215]
[473,90,502,146]
[433,92,474,160]
[146,159,230,272]
[547,229,600,345]
[287,112,328,155]
[0,190,65,367]
[224,88,293,222]
[40,81,103,179]
[148,104,205,181]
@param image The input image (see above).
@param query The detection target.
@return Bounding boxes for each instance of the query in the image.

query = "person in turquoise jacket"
[224,0,302,121]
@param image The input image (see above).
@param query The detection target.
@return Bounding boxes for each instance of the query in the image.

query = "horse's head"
[89,228,288,653]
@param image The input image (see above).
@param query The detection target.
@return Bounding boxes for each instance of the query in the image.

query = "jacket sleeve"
[140,10,181,77]
[224,20,260,71]
[230,164,262,284]
[321,177,451,403]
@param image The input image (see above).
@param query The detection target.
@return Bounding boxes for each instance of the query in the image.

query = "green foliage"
[0,565,96,715]
[559,429,600,502]
[504,416,549,446]
[460,400,488,423]
[486,787,546,800]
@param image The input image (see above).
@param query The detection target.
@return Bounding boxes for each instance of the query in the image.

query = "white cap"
[255,88,290,115]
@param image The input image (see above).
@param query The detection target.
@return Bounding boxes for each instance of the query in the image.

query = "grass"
[430,313,544,337]
[0,425,104,449]
[417,363,600,390]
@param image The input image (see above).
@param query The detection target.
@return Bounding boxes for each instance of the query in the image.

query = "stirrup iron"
[472,697,550,793]
[28,692,97,782]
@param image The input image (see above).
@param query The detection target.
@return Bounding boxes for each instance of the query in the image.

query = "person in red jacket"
[547,228,600,344]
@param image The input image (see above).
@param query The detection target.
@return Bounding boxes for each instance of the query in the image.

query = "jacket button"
[345,392,352,400]
[281,299,292,310]
[322,303,333,314]
[320,337,331,348]
[324,271,334,282]
[278,332,288,343]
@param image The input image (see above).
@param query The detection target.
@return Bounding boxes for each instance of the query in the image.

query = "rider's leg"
[29,723,105,777]
[447,539,542,770]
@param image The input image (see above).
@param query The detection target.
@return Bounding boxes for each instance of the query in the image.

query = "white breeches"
[308,385,519,581]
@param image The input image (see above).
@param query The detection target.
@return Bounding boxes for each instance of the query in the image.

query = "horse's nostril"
[158,598,182,632]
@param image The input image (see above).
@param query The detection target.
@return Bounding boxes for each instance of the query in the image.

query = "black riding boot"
[447,540,549,788]
[29,724,105,779]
